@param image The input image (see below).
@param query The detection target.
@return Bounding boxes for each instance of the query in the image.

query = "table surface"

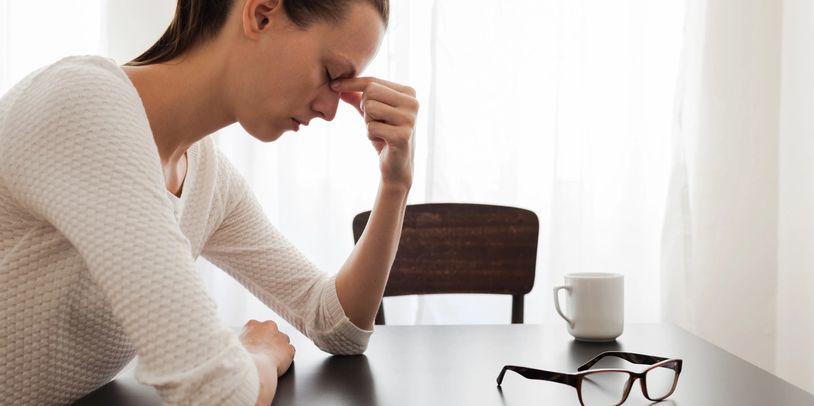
[74,323,814,406]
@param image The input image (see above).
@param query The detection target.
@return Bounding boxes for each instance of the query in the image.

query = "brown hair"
[126,0,389,66]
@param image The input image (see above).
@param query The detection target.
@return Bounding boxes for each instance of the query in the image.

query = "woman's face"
[229,0,385,142]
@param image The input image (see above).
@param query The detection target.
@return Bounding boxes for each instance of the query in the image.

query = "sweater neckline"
[167,141,199,204]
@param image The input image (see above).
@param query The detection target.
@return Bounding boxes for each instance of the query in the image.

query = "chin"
[256,131,285,143]
[240,121,285,143]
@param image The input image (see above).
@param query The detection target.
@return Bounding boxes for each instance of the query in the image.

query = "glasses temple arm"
[496,365,578,388]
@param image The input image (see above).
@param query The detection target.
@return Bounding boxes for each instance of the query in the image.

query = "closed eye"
[325,67,334,83]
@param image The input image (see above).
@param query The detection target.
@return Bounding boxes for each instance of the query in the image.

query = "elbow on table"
[312,330,371,356]
[314,340,369,356]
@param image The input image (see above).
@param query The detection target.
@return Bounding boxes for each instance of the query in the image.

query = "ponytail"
[127,0,389,67]
[127,0,233,66]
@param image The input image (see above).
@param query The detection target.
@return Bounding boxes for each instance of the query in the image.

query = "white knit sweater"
[0,55,372,405]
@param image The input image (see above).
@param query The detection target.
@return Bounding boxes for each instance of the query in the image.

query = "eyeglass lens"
[580,371,630,406]
[644,362,678,399]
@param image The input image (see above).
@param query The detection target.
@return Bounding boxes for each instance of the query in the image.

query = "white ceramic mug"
[553,273,624,342]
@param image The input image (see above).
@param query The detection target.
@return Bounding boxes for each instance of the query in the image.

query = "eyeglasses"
[496,351,683,406]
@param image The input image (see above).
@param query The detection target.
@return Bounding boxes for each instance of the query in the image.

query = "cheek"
[280,64,325,102]
[258,81,302,117]
[231,62,320,139]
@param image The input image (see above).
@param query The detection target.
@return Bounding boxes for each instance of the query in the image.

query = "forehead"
[316,2,385,75]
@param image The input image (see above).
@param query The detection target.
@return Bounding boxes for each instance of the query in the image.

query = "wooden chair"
[352,203,539,325]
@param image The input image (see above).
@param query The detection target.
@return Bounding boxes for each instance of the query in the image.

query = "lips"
[291,116,313,131]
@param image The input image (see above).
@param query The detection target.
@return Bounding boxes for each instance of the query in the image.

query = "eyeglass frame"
[496,351,683,406]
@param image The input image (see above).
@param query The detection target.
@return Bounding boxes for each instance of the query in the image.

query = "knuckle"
[366,83,381,96]
[367,121,382,134]
[407,97,420,111]
[404,86,417,97]
[400,111,416,126]
[399,127,413,140]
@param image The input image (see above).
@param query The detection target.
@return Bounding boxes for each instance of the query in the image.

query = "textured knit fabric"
[0,55,372,405]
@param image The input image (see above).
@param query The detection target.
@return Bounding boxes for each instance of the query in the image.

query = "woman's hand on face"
[239,320,294,405]
[331,77,418,191]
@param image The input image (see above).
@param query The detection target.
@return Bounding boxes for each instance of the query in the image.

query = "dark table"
[74,323,814,405]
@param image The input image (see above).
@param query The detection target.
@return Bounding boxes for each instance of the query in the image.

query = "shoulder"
[0,55,160,191]
[5,55,143,125]
[213,141,251,198]
[35,55,131,87]
[20,55,134,97]
[205,139,254,216]
[1,55,152,151]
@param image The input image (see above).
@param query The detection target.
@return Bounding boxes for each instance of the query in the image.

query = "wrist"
[250,352,277,405]
[380,179,412,197]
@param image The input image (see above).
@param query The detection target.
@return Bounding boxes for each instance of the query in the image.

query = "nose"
[311,85,341,122]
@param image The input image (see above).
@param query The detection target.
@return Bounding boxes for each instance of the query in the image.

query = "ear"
[241,0,284,39]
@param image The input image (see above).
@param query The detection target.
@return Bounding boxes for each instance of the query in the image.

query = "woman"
[0,0,417,404]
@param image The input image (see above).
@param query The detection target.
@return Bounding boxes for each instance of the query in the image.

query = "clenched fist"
[239,319,295,406]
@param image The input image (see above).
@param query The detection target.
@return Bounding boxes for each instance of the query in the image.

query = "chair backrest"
[352,203,539,325]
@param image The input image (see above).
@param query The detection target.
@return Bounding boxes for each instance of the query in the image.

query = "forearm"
[335,181,410,330]
[332,75,418,331]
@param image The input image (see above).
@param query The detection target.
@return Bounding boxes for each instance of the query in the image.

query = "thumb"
[339,92,364,116]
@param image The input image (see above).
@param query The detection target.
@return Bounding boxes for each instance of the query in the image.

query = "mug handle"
[553,285,575,328]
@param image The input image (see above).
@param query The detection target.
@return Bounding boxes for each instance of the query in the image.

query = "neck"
[122,43,236,166]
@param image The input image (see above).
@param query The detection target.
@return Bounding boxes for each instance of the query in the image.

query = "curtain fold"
[417,0,682,325]
[663,0,814,394]
[777,0,814,394]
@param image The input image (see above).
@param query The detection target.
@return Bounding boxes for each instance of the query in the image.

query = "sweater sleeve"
[0,58,258,405]
[201,148,372,355]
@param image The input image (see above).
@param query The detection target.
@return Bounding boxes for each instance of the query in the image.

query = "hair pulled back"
[127,0,388,66]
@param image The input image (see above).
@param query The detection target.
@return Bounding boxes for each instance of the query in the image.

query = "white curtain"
[2,0,685,369]
[194,0,685,328]
[663,0,814,394]
[387,0,686,325]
